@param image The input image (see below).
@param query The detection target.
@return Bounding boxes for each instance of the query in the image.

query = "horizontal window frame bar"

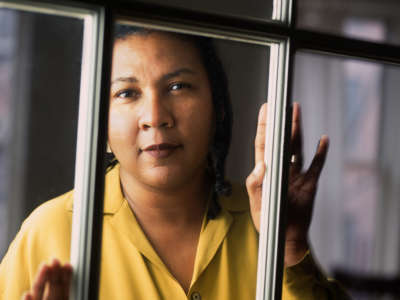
[112,2,289,40]
[117,17,286,46]
[292,29,400,65]
[114,1,400,65]
[22,0,400,65]
[0,0,99,19]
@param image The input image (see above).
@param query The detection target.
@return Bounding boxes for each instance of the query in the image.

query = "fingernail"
[316,139,321,151]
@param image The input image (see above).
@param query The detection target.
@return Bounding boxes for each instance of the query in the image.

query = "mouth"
[142,143,182,159]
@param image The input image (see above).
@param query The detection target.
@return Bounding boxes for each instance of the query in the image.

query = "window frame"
[2,0,400,299]
[102,13,292,300]
[0,1,107,299]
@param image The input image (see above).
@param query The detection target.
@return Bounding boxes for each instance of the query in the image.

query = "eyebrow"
[111,68,196,85]
[111,76,138,85]
[161,68,196,81]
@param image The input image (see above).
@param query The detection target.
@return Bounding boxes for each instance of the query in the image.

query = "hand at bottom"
[22,259,72,300]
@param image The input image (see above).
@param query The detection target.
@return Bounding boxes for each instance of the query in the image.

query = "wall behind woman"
[0,10,83,257]
[215,39,270,184]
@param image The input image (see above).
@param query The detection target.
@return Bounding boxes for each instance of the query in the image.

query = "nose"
[138,91,174,130]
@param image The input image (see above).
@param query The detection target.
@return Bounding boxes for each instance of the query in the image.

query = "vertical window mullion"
[256,0,296,298]
[273,0,294,24]
[256,38,291,300]
[69,5,113,300]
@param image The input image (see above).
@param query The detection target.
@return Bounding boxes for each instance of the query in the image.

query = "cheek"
[180,100,214,146]
[108,107,138,146]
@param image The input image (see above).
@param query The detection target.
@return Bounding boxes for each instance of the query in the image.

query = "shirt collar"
[67,164,249,215]
[66,164,125,213]
[66,163,250,291]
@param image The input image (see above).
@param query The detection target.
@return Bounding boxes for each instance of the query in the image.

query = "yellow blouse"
[0,165,349,300]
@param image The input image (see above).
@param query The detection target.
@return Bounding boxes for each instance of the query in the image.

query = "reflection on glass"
[297,0,400,45]
[0,8,83,257]
[130,0,274,22]
[294,51,400,299]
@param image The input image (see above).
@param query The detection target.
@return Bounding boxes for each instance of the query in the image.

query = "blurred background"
[0,8,82,257]
[294,0,400,299]
[297,0,400,45]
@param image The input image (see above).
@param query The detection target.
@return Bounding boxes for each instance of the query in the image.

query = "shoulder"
[21,190,73,233]
[10,191,74,256]
[4,190,73,260]
[0,192,73,298]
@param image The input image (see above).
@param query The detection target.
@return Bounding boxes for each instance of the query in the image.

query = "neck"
[119,167,210,228]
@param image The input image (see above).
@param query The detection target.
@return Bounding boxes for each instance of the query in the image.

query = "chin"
[135,161,207,192]
[143,167,187,190]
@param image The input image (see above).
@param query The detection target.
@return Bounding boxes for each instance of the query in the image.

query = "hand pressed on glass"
[22,259,72,300]
[246,102,329,266]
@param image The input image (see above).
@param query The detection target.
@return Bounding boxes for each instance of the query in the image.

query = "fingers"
[45,259,72,300]
[303,135,329,191]
[246,162,266,232]
[61,264,73,298]
[31,263,50,299]
[290,102,304,174]
[45,259,62,299]
[26,259,72,300]
[22,292,33,300]
[61,263,73,286]
[255,103,267,165]
[251,103,267,233]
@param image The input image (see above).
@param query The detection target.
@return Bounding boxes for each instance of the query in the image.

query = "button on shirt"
[0,165,349,300]
[191,291,201,300]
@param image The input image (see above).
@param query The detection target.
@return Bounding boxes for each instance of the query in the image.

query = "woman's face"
[109,32,214,191]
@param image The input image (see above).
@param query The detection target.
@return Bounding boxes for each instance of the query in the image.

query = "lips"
[142,143,181,159]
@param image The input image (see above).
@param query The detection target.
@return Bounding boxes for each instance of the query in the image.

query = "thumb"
[246,162,265,201]
[246,162,265,231]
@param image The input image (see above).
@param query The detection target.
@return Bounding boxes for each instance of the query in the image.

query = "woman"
[0,26,347,299]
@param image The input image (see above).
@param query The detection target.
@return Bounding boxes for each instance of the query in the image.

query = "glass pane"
[0,4,83,292]
[133,0,276,22]
[297,0,400,45]
[294,51,400,299]
[99,22,271,299]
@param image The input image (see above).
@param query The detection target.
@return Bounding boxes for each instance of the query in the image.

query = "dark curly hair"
[108,24,233,219]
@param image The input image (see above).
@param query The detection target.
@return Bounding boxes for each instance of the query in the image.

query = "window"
[0,4,84,254]
[1,0,399,299]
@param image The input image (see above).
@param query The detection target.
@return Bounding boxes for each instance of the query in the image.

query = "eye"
[115,89,140,100]
[169,82,192,92]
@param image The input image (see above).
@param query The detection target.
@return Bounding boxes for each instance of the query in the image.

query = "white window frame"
[3,0,400,299]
